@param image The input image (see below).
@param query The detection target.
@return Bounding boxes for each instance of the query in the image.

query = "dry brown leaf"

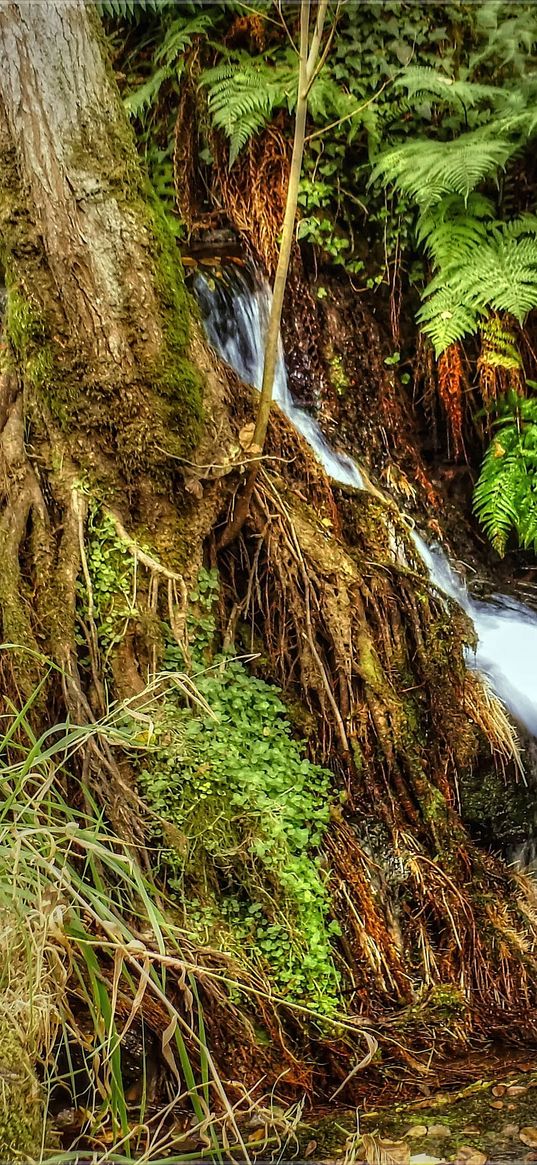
[492,1085,507,1097]
[239,422,255,448]
[305,1141,318,1157]
[506,1085,527,1097]
[363,1133,410,1165]
[520,1129,537,1148]
[456,1148,487,1165]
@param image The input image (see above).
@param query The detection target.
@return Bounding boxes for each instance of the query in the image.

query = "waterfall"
[194,271,364,489]
[194,267,537,751]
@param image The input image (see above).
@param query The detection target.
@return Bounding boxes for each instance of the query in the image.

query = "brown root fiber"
[216,398,537,1074]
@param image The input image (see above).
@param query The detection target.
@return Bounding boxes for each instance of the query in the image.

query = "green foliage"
[415,203,537,354]
[124,12,213,121]
[139,570,341,1016]
[80,504,136,657]
[473,390,537,554]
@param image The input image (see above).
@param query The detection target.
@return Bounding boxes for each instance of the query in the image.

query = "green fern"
[123,13,214,122]
[370,129,519,210]
[200,55,295,165]
[98,0,174,17]
[474,393,537,554]
[394,66,507,114]
[417,210,537,354]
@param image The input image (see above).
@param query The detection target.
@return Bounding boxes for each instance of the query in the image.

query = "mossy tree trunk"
[0,1,232,814]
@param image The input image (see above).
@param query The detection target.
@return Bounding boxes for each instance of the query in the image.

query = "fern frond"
[99,0,173,17]
[201,55,294,164]
[417,286,484,354]
[394,66,504,113]
[473,428,522,554]
[474,395,537,554]
[124,66,170,119]
[155,13,213,69]
[371,131,518,208]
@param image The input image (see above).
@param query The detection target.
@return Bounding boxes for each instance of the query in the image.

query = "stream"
[195,269,537,862]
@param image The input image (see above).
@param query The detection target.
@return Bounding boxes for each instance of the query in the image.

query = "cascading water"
[194,267,537,807]
[194,270,364,489]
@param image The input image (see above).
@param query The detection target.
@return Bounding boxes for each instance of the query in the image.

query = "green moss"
[144,192,203,454]
[329,352,350,396]
[0,1016,43,1160]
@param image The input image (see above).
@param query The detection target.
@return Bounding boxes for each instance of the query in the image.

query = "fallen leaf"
[456,1148,487,1165]
[426,1126,450,1139]
[506,1085,527,1097]
[492,1085,507,1097]
[405,1127,428,1139]
[462,1128,481,1135]
[490,1100,504,1109]
[248,1127,266,1143]
[305,1140,318,1157]
[520,1129,537,1149]
[363,1133,410,1165]
[239,422,255,449]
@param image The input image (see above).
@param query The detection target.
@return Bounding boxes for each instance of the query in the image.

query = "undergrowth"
[138,568,342,1017]
[78,511,342,1017]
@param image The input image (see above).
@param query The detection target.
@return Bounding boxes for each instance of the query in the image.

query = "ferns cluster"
[373,67,537,355]
[474,391,537,554]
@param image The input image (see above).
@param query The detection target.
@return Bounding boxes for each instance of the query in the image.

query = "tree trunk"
[0,1,230,811]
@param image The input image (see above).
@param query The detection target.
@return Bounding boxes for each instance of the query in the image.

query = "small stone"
[426,1126,451,1139]
[520,1129,537,1148]
[406,1127,428,1139]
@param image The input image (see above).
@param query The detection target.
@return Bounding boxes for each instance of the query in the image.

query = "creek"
[194,268,537,860]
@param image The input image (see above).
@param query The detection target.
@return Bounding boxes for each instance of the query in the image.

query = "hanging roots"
[211,123,290,273]
[438,343,465,459]
[216,394,537,1065]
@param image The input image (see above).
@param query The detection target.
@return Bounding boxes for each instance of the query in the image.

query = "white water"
[195,272,364,488]
[195,269,537,744]
[412,533,537,739]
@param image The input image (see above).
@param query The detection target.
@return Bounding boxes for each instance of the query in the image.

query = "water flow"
[194,271,363,488]
[412,532,537,738]
[195,268,537,743]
